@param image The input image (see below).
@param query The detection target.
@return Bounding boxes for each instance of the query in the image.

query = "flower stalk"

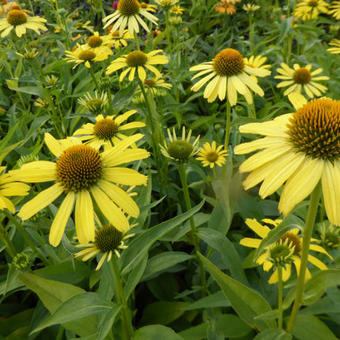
[277,265,283,329]
[286,183,321,332]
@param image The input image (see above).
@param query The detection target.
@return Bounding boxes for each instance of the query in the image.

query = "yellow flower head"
[329,1,340,19]
[155,0,178,9]
[78,92,108,113]
[196,141,228,168]
[160,126,200,162]
[327,39,340,54]
[103,0,158,36]
[242,3,260,12]
[73,110,145,149]
[294,0,329,21]
[106,49,168,82]
[170,5,184,15]
[0,7,47,37]
[104,29,133,49]
[190,48,267,105]
[0,166,30,213]
[275,63,329,99]
[240,218,332,284]
[64,44,111,69]
[10,133,149,247]
[75,224,134,270]
[84,31,114,56]
[235,98,340,226]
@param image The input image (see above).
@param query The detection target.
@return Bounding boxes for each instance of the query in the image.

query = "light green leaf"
[198,253,276,330]
[133,325,183,340]
[121,201,204,275]
[32,292,113,333]
[292,315,338,340]
[142,252,193,281]
[97,306,122,340]
[254,329,292,340]
[183,291,230,311]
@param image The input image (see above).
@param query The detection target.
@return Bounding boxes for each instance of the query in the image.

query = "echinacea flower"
[190,48,266,105]
[75,224,134,270]
[275,63,328,98]
[215,1,236,15]
[234,98,340,226]
[329,1,340,19]
[0,166,29,213]
[196,141,228,168]
[64,45,111,69]
[160,127,200,162]
[294,0,329,21]
[155,0,178,9]
[240,218,332,283]
[170,5,184,15]
[73,111,145,149]
[106,49,168,82]
[78,92,108,113]
[242,3,260,12]
[318,222,340,249]
[0,7,47,37]
[10,133,149,247]
[103,0,158,36]
[104,29,133,49]
[327,39,340,54]
[84,31,114,56]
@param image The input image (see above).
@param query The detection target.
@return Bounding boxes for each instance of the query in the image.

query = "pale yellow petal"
[239,237,262,248]
[102,167,148,186]
[308,254,327,271]
[245,218,271,238]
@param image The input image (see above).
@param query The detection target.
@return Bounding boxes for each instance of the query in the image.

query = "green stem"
[3,210,50,266]
[224,101,231,150]
[277,265,283,329]
[249,14,254,54]
[178,164,207,295]
[89,67,100,91]
[134,33,140,50]
[286,183,321,333]
[0,222,16,258]
[111,256,133,340]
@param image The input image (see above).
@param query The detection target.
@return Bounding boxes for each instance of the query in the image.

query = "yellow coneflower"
[329,1,340,19]
[234,98,340,226]
[64,44,111,69]
[275,63,329,98]
[190,48,267,105]
[84,31,114,56]
[10,133,149,247]
[155,0,178,9]
[196,142,228,168]
[106,49,168,82]
[215,1,236,15]
[0,166,29,213]
[327,39,340,54]
[240,218,332,283]
[242,3,260,12]
[78,92,108,113]
[294,0,329,20]
[0,6,47,37]
[104,29,133,49]
[170,5,184,15]
[73,111,145,149]
[103,0,158,36]
[75,224,134,270]
[160,126,200,162]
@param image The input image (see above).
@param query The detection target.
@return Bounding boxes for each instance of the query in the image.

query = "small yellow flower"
[294,0,329,21]
[160,127,200,162]
[190,48,266,105]
[0,7,47,37]
[240,218,332,284]
[34,98,49,108]
[275,63,329,98]
[155,0,178,9]
[170,5,184,15]
[0,166,30,213]
[106,49,168,82]
[327,39,340,54]
[104,29,133,49]
[78,92,108,113]
[103,0,158,36]
[329,1,340,19]
[75,224,134,270]
[73,111,145,149]
[242,3,260,12]
[64,44,111,69]
[84,31,114,56]
[196,142,227,168]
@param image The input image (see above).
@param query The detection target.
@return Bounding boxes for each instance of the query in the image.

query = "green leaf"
[283,269,340,309]
[139,301,190,326]
[121,201,204,275]
[292,315,338,340]
[254,329,292,340]
[198,228,247,284]
[32,292,113,333]
[142,252,193,281]
[8,86,43,96]
[97,306,122,340]
[18,272,96,336]
[133,325,183,340]
[183,291,230,311]
[198,253,276,330]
